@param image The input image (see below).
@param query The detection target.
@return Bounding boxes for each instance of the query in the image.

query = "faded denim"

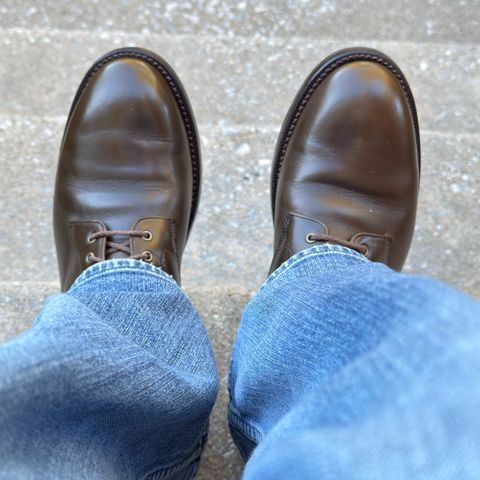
[0,259,218,480]
[1,246,480,479]
[229,245,480,479]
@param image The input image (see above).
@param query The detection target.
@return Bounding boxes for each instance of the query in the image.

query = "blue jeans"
[1,247,480,479]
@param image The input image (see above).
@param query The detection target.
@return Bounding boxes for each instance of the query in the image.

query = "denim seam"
[228,405,263,443]
[72,269,176,290]
[70,260,177,291]
[263,245,369,291]
[74,258,174,279]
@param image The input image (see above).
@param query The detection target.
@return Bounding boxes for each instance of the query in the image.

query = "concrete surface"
[0,1,479,478]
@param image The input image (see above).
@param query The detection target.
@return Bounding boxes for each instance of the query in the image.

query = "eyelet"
[87,233,96,244]
[85,252,95,264]
[142,231,153,241]
[305,233,316,244]
[362,245,369,256]
[143,250,153,262]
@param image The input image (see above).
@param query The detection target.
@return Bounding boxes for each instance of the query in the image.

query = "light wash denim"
[0,259,218,480]
[229,245,480,479]
[1,247,480,479]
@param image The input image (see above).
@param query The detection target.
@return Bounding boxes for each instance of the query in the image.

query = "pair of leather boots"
[54,47,420,291]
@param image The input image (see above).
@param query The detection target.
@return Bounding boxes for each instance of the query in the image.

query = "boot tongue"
[104,233,132,260]
[108,251,130,260]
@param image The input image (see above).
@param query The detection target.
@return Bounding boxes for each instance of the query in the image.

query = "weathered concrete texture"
[1,30,479,134]
[0,0,479,44]
[1,115,479,296]
[405,133,480,296]
[0,2,479,478]
[0,282,248,479]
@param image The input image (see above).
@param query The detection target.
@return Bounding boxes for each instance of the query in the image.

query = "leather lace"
[87,230,151,263]
[307,233,368,255]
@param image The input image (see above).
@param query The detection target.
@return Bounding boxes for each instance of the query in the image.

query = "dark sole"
[62,46,202,236]
[270,47,421,218]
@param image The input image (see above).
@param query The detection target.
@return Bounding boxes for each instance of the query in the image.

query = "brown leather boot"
[270,47,420,274]
[54,47,201,291]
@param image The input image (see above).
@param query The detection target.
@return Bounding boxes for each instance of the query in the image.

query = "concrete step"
[0,281,249,479]
[0,3,478,479]
[1,114,479,297]
[1,28,479,134]
[0,1,478,45]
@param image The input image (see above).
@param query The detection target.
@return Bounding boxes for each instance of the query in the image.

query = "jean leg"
[0,259,218,480]
[229,245,480,479]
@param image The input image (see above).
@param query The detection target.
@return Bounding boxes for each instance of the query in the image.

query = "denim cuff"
[69,258,177,293]
[262,244,370,292]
